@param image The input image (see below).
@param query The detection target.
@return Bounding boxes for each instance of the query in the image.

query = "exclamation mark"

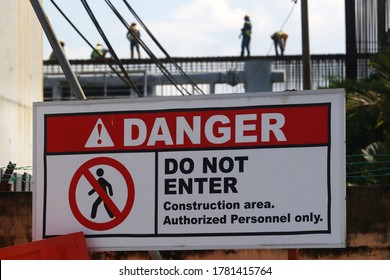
[97,123,102,144]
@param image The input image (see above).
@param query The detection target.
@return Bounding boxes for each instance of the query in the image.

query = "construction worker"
[271,31,288,56]
[127,22,141,59]
[240,15,252,57]
[91,43,109,60]
[49,40,65,61]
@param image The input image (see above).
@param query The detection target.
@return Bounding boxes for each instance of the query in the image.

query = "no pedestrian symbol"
[69,157,135,231]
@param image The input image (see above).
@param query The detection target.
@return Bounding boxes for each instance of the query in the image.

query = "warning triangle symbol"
[85,118,114,148]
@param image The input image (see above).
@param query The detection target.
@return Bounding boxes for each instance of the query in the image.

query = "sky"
[42,0,346,60]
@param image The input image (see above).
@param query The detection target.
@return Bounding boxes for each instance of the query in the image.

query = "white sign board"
[33,90,346,251]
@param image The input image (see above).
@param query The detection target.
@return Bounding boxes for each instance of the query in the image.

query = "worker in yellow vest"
[240,15,252,57]
[271,31,288,56]
[91,43,109,60]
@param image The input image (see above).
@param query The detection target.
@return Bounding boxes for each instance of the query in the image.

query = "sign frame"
[33,89,346,251]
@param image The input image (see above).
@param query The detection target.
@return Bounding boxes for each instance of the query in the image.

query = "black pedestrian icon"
[88,168,115,219]
[69,157,135,230]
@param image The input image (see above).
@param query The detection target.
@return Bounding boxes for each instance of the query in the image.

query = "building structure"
[345,0,390,79]
[0,0,42,167]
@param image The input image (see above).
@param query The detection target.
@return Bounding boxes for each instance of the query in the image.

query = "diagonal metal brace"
[30,0,86,100]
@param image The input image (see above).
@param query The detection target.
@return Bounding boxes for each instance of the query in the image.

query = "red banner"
[45,104,329,153]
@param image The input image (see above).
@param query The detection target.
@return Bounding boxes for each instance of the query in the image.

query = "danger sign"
[33,90,346,251]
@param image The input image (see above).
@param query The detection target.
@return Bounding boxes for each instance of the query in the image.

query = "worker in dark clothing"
[271,31,288,56]
[127,22,141,59]
[240,15,252,57]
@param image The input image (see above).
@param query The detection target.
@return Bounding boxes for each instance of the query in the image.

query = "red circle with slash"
[69,157,135,231]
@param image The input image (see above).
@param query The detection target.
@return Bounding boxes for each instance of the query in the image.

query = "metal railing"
[0,169,32,192]
[44,54,375,98]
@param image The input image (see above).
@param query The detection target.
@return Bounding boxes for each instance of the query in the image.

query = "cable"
[267,0,297,56]
[50,0,137,91]
[81,0,142,97]
[121,0,206,95]
[122,0,203,95]
[104,0,191,96]
[280,0,298,31]
[108,0,195,95]
[81,0,141,97]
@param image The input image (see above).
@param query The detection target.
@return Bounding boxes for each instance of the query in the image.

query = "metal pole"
[301,0,312,90]
[30,0,86,100]
[378,0,386,53]
[345,0,357,80]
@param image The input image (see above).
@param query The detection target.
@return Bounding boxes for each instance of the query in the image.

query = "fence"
[0,163,32,192]
[3,154,385,191]
[44,54,375,99]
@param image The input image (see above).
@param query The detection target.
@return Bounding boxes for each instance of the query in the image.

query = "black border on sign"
[42,102,333,239]
[327,103,332,233]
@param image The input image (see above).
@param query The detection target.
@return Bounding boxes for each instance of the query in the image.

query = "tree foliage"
[330,55,390,185]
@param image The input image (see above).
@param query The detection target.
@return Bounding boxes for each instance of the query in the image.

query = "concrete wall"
[0,192,32,247]
[1,186,390,259]
[0,0,43,167]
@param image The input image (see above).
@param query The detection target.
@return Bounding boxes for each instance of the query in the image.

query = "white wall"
[0,0,43,168]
